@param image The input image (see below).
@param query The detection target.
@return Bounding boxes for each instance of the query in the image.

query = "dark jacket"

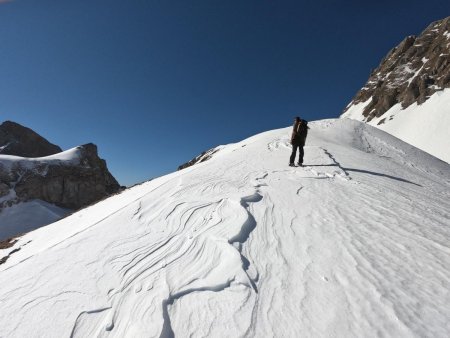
[291,120,308,146]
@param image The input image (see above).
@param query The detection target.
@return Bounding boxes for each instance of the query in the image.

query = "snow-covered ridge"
[0,146,82,174]
[1,119,449,337]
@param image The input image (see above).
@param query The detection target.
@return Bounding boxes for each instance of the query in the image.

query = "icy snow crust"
[1,119,450,337]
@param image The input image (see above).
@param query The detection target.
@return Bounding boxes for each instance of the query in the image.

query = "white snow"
[0,200,70,241]
[0,146,81,173]
[346,88,450,164]
[401,64,415,74]
[0,142,11,151]
[340,98,372,121]
[0,119,450,337]
[406,62,425,85]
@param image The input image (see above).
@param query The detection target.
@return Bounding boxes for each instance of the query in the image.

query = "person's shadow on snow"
[308,164,422,187]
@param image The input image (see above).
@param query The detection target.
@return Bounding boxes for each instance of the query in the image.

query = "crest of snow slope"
[1,119,450,337]
[342,88,450,164]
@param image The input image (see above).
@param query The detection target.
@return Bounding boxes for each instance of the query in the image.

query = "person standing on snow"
[289,116,308,167]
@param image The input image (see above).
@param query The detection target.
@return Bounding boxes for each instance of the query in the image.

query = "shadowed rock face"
[0,121,62,157]
[10,144,120,209]
[342,16,450,122]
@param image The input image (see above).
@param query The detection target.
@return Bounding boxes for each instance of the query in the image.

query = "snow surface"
[1,119,450,337]
[343,89,450,164]
[0,200,70,241]
[340,98,372,121]
[0,146,81,173]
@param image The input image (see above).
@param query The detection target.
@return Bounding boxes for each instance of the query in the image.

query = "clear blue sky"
[1,1,449,185]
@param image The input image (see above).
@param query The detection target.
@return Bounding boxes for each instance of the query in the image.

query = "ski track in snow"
[1,119,450,337]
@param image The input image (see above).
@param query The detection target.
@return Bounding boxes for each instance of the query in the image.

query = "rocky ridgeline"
[343,16,450,122]
[0,121,120,210]
[0,121,62,157]
[178,148,220,170]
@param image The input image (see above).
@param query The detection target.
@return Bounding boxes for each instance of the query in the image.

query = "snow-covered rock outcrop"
[177,147,222,170]
[0,144,120,210]
[0,121,121,241]
[341,16,450,163]
[1,119,449,337]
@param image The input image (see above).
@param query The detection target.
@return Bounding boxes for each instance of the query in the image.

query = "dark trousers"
[290,145,304,164]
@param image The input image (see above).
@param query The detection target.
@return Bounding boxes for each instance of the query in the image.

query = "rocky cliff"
[342,16,450,122]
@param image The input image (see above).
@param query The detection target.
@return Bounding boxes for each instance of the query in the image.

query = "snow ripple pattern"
[1,119,450,337]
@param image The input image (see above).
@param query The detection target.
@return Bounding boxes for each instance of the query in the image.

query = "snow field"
[0,119,449,337]
[0,200,70,240]
[342,88,450,164]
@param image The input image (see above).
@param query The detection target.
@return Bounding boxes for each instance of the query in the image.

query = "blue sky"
[1,1,449,185]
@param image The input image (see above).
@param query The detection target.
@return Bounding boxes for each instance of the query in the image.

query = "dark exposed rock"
[178,148,220,170]
[342,16,450,121]
[0,121,62,157]
[0,238,17,250]
[0,246,21,265]
[0,183,9,197]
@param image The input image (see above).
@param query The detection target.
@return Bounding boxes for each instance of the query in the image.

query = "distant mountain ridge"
[0,121,121,240]
[341,16,450,163]
[0,121,62,157]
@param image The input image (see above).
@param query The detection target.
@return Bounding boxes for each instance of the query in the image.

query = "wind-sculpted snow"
[1,119,450,337]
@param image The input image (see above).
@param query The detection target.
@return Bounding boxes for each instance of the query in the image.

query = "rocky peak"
[77,143,121,196]
[342,16,450,122]
[0,121,62,157]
